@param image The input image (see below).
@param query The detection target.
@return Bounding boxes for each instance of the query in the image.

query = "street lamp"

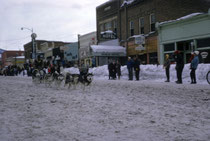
[21,27,37,59]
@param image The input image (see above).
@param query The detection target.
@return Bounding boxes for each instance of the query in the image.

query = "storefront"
[157,10,210,64]
[127,34,158,64]
[90,45,126,66]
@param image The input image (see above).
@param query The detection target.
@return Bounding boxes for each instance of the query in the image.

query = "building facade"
[96,0,210,64]
[78,32,96,66]
[157,10,210,64]
[24,40,71,61]
[119,0,210,64]
[1,51,24,67]
[62,42,79,63]
[96,0,121,43]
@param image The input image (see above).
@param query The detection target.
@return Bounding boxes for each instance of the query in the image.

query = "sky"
[0,0,108,51]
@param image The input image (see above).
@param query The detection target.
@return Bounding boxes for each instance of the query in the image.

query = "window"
[104,6,111,11]
[130,21,134,36]
[139,17,144,34]
[197,38,210,48]
[105,22,112,30]
[164,43,175,52]
[100,24,104,32]
[150,14,155,32]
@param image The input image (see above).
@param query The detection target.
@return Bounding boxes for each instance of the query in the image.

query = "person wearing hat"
[173,50,184,84]
[163,54,171,82]
[190,51,199,84]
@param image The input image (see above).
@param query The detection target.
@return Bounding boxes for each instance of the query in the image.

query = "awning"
[90,45,126,57]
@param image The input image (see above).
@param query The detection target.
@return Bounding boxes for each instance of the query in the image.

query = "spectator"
[163,54,171,82]
[133,57,140,81]
[127,57,134,80]
[173,50,184,84]
[116,60,121,80]
[190,51,199,84]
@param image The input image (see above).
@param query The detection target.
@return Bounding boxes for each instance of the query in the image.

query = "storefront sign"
[135,45,145,51]
[92,52,125,57]
[135,35,145,45]
[200,52,208,58]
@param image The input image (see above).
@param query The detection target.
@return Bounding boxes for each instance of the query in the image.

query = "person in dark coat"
[133,57,140,81]
[163,54,171,82]
[190,51,199,84]
[116,60,121,80]
[111,61,117,79]
[174,50,184,84]
[127,57,134,80]
[108,60,112,80]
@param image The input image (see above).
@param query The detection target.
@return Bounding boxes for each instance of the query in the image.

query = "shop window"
[177,42,185,51]
[139,17,144,34]
[177,41,193,51]
[197,38,210,48]
[164,43,175,52]
[150,14,155,32]
[130,21,134,36]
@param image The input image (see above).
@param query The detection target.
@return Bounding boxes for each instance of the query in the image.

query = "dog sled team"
[31,57,93,89]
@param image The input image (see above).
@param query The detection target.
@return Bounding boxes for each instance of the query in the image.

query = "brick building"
[96,0,121,43]
[120,0,210,64]
[97,0,210,64]
[24,40,71,61]
[2,51,24,67]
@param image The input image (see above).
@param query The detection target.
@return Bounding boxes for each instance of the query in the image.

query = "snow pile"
[64,64,210,84]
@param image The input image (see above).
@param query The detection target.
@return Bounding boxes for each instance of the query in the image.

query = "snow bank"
[64,64,210,84]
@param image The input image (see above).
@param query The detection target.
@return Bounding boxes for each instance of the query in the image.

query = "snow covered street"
[0,76,210,141]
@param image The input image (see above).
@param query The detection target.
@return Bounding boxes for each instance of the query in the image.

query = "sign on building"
[135,35,145,45]
[135,44,145,51]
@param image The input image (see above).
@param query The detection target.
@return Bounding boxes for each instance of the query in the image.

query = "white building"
[79,31,97,66]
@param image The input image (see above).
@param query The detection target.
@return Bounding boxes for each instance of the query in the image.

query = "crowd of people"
[108,60,121,80]
[121,50,200,84]
[0,65,25,76]
[163,50,200,84]
[1,50,201,84]
[0,56,68,77]
[108,56,141,81]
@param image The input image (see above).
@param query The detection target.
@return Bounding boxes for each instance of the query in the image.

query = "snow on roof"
[47,48,53,51]
[98,39,119,46]
[91,45,126,53]
[96,0,115,9]
[159,13,203,26]
[100,30,115,34]
[15,56,25,59]
[130,34,144,38]
[121,0,135,7]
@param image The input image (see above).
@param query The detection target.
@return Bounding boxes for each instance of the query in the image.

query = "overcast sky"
[0,0,108,51]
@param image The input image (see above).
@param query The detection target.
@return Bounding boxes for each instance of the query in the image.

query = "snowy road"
[0,76,210,141]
